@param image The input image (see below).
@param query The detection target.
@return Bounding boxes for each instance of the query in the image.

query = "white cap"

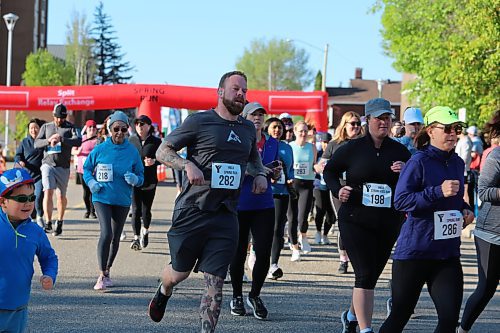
[279,113,292,120]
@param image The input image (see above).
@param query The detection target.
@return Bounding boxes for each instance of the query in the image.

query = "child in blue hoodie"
[0,168,58,332]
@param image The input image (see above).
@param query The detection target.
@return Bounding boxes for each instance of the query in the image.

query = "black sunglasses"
[112,127,128,133]
[433,124,463,135]
[347,121,361,127]
[136,122,146,127]
[5,193,36,203]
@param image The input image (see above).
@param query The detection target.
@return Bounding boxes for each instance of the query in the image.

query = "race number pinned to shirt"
[294,162,309,176]
[362,183,392,208]
[96,164,113,182]
[47,143,62,155]
[434,210,463,240]
[211,163,241,190]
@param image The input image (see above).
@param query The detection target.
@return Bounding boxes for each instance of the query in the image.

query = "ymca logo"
[437,214,445,222]
[227,130,241,143]
[215,165,222,173]
[365,184,371,192]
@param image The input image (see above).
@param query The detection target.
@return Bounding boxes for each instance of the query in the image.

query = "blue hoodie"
[83,137,144,207]
[0,211,58,310]
[237,134,279,211]
[271,141,294,195]
[393,145,470,260]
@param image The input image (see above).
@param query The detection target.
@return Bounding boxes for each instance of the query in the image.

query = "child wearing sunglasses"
[0,168,58,332]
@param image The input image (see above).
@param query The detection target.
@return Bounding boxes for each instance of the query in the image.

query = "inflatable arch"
[0,84,328,131]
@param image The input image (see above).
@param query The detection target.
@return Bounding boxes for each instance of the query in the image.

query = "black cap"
[53,103,68,118]
[134,115,152,125]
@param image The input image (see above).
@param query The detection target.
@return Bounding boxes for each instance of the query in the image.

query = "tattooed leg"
[200,272,224,333]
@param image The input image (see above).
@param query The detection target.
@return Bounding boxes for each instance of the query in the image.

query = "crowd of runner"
[1,70,498,333]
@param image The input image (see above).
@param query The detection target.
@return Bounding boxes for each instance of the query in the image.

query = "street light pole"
[3,13,19,157]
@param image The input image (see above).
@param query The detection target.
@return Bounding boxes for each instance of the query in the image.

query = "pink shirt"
[76,135,98,174]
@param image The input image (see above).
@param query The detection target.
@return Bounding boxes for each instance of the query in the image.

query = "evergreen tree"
[314,70,322,91]
[91,1,133,85]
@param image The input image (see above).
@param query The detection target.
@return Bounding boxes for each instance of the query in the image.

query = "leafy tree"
[314,70,322,91]
[374,0,499,126]
[92,1,133,84]
[66,11,95,85]
[236,38,313,91]
[22,49,75,86]
[14,112,30,144]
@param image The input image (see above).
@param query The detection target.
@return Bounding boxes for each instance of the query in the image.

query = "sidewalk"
[27,179,500,332]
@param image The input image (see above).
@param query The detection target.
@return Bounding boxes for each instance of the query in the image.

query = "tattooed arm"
[156,141,205,185]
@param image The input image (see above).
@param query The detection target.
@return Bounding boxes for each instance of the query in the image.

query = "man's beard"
[223,96,244,116]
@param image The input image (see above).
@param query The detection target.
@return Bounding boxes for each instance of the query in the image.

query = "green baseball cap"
[424,106,462,126]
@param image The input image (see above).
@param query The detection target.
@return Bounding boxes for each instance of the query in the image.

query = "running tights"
[313,188,335,235]
[94,202,129,272]
[131,186,157,235]
[460,237,500,331]
[287,179,314,245]
[230,208,274,298]
[271,195,289,265]
[77,173,94,215]
[380,258,463,333]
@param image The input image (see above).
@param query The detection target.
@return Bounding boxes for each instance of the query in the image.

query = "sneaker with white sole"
[341,310,358,333]
[103,275,114,288]
[140,229,149,249]
[93,276,106,291]
[321,235,332,245]
[130,239,141,251]
[314,231,322,244]
[230,296,246,316]
[291,249,301,262]
[267,265,283,280]
[247,296,268,320]
[300,236,312,254]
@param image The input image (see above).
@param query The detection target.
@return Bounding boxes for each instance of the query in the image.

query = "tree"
[314,70,322,91]
[14,112,30,145]
[374,0,499,126]
[66,10,95,85]
[22,49,75,86]
[236,38,313,91]
[92,1,133,85]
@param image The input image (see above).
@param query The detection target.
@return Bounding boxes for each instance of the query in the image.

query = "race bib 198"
[211,163,241,190]
[294,162,309,176]
[362,183,392,208]
[434,210,463,240]
[96,164,113,182]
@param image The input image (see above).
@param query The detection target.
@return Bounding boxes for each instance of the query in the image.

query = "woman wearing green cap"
[379,106,475,333]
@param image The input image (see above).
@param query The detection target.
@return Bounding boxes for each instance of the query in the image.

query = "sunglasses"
[348,121,361,127]
[112,127,128,133]
[5,193,36,203]
[433,124,463,135]
[136,122,147,127]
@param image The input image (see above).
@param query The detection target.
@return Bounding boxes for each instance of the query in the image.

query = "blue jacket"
[393,145,470,260]
[83,137,144,207]
[15,136,44,182]
[238,134,279,211]
[0,211,58,310]
[271,141,294,195]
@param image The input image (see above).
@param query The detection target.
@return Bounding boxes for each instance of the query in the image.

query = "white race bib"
[47,143,62,155]
[434,210,463,240]
[294,162,310,176]
[362,183,392,208]
[96,164,113,182]
[277,170,286,185]
[211,163,241,189]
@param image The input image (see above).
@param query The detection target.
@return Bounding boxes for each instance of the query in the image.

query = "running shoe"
[103,275,114,288]
[267,265,283,280]
[93,276,106,291]
[52,220,63,236]
[44,220,53,233]
[341,310,358,333]
[36,216,45,229]
[90,212,97,219]
[140,231,149,249]
[314,231,322,244]
[338,261,348,274]
[230,296,246,316]
[247,248,256,271]
[120,230,127,241]
[291,249,301,262]
[130,239,141,251]
[288,242,294,251]
[148,283,171,322]
[300,236,312,254]
[321,235,332,245]
[247,296,268,320]
[84,212,90,219]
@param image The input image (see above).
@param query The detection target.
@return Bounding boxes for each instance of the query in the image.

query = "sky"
[47,0,401,90]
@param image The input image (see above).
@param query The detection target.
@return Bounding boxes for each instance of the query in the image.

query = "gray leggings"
[94,202,130,272]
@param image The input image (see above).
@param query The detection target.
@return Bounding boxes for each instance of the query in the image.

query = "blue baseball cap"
[0,168,34,197]
[404,107,424,124]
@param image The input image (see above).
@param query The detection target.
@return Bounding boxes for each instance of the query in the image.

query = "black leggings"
[331,196,346,251]
[94,202,130,272]
[77,173,94,214]
[230,208,274,298]
[287,179,314,245]
[380,258,463,333]
[131,186,157,235]
[313,188,335,234]
[461,237,500,331]
[339,220,400,289]
[271,195,289,265]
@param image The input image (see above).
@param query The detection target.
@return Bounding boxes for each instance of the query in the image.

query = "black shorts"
[167,206,238,278]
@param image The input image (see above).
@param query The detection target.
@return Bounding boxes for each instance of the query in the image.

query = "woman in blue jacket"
[380,106,474,333]
[83,111,144,291]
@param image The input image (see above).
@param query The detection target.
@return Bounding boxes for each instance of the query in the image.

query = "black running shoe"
[84,212,90,219]
[148,283,171,322]
[338,261,348,274]
[44,221,53,233]
[140,232,149,249]
[246,296,268,320]
[52,220,63,236]
[270,268,283,280]
[341,310,358,333]
[90,212,97,219]
[230,296,246,316]
[130,239,141,251]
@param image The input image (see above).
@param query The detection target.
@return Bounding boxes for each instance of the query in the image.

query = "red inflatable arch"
[0,84,328,131]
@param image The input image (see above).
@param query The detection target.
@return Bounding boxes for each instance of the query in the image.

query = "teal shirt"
[290,141,315,181]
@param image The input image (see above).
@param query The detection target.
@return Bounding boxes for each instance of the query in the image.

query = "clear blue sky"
[48,0,400,90]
